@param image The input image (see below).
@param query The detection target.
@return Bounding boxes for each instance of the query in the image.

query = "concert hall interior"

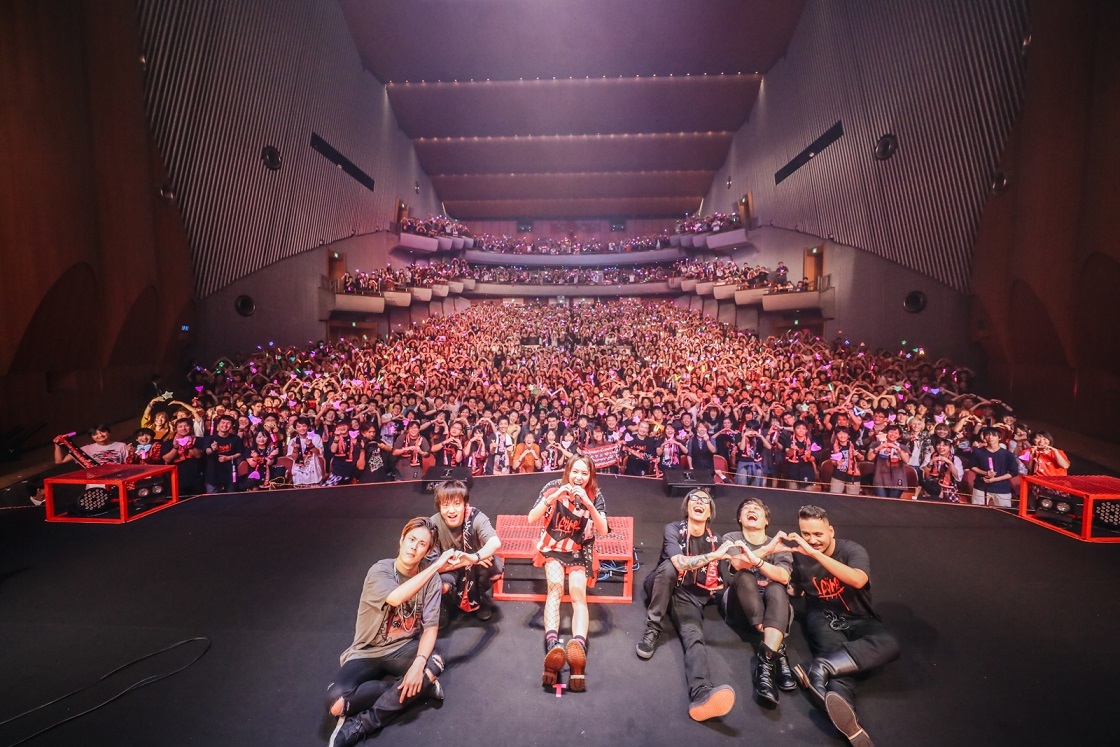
[2,1,1119,746]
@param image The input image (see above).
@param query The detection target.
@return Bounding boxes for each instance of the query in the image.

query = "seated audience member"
[428,480,503,624]
[54,424,130,467]
[969,427,1018,508]
[1026,431,1070,477]
[326,518,455,747]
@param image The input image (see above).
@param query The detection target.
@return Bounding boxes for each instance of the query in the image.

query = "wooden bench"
[492,514,634,605]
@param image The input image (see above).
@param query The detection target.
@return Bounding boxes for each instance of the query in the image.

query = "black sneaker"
[329,716,366,747]
[635,625,659,660]
[476,603,494,622]
[688,684,736,721]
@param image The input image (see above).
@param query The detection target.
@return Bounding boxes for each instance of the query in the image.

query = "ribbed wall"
[708,0,1029,292]
[136,0,440,298]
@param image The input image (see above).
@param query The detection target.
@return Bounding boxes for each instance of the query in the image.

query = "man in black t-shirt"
[623,420,658,476]
[783,505,900,747]
[636,489,739,722]
[202,415,242,493]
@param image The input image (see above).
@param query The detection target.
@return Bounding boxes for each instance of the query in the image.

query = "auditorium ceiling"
[338,0,806,220]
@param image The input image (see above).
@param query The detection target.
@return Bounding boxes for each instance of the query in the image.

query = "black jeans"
[325,638,442,734]
[802,607,901,705]
[644,559,718,700]
[723,572,791,632]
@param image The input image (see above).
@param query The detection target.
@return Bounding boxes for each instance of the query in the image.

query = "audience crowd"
[79,300,1060,506]
[676,211,742,235]
[475,234,670,255]
[400,215,472,239]
[338,259,812,296]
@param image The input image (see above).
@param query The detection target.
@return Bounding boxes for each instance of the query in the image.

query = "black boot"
[775,643,797,691]
[825,691,874,747]
[797,648,859,710]
[753,644,779,707]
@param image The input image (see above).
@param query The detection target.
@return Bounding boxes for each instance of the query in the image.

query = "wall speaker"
[234,295,256,317]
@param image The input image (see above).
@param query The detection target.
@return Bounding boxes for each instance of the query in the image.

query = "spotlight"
[1056,502,1071,514]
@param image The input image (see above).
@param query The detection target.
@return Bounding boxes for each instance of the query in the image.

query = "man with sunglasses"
[635,489,740,722]
[782,505,900,747]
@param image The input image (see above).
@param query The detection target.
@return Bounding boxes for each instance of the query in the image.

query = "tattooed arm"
[671,540,736,573]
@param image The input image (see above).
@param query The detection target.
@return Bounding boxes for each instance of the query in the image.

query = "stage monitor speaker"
[421,465,473,493]
[662,468,716,496]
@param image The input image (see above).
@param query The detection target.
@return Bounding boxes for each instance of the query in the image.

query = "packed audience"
[676,211,742,235]
[58,300,1059,508]
[475,234,671,255]
[338,259,808,295]
[400,215,472,239]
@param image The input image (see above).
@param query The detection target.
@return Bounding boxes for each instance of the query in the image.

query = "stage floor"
[2,473,1118,746]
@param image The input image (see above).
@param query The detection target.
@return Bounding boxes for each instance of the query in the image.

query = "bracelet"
[415,653,428,661]
[754,558,766,570]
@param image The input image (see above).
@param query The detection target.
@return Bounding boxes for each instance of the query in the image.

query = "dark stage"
[1,473,1117,746]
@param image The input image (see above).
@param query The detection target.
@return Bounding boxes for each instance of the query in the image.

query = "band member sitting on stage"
[428,480,503,624]
[527,455,608,692]
[326,518,456,747]
[636,489,740,722]
[786,505,901,747]
[719,498,796,707]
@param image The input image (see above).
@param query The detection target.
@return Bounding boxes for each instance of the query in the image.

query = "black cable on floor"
[0,636,211,747]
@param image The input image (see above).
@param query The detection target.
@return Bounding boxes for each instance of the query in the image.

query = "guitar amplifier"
[662,468,716,496]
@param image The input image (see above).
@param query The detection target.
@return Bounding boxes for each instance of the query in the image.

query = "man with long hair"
[636,489,740,722]
[527,454,608,693]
